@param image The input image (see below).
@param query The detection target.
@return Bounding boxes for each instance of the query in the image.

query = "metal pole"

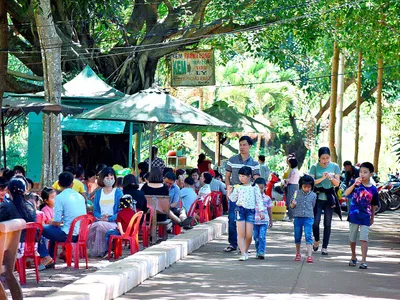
[135,126,142,176]
[128,122,133,169]
[196,88,204,157]
[148,123,155,172]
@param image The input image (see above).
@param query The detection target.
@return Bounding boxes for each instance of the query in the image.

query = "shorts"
[349,222,369,242]
[234,206,255,223]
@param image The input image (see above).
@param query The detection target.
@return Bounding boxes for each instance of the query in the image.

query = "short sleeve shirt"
[225,154,260,185]
[348,184,379,226]
[180,187,197,213]
[53,179,85,194]
[309,162,341,200]
[169,184,180,205]
[255,194,273,224]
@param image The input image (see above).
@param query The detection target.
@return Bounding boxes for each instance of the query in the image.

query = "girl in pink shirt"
[284,157,300,221]
[40,187,56,224]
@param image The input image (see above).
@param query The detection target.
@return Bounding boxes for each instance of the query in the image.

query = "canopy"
[75,87,232,170]
[167,101,271,133]
[75,88,231,127]
[61,117,126,135]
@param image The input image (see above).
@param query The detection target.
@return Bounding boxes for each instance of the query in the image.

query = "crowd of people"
[0,138,379,271]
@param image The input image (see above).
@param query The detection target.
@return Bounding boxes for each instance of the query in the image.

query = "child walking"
[104,194,136,258]
[253,178,273,259]
[344,162,379,269]
[290,175,317,263]
[229,166,265,261]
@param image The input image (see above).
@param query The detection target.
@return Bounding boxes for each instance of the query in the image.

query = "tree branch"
[343,85,378,117]
[314,77,355,120]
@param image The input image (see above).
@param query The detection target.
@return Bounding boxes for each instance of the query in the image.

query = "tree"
[328,42,339,162]
[0,0,7,167]
[374,58,383,172]
[354,51,362,164]
[34,0,63,186]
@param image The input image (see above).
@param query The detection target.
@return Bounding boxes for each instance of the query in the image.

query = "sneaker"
[239,255,247,261]
[223,245,237,252]
[258,253,265,259]
[321,248,328,255]
[245,253,249,260]
[38,263,46,271]
[294,253,301,261]
[349,258,357,267]
[306,256,313,263]
[282,216,290,222]
[359,262,368,269]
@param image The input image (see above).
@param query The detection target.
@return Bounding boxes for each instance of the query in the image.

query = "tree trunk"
[354,52,362,164]
[255,134,262,156]
[0,0,7,167]
[374,58,383,173]
[335,52,345,167]
[328,42,340,162]
[35,0,63,187]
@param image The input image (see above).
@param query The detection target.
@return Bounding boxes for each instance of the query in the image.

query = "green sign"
[170,50,215,87]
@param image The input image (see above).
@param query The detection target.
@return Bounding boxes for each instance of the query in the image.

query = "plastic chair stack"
[54,214,95,269]
[108,211,143,259]
[16,222,43,285]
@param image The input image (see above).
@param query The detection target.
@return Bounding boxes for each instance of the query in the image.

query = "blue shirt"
[169,184,180,205]
[348,184,379,226]
[54,188,86,235]
[180,187,197,212]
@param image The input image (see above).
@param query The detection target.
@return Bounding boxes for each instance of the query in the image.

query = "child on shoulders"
[344,162,379,270]
[253,177,273,259]
[290,175,317,263]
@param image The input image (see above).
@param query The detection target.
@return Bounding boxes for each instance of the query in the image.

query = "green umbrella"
[75,88,231,170]
[167,101,272,133]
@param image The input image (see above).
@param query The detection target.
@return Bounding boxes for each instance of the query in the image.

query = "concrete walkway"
[118,211,400,300]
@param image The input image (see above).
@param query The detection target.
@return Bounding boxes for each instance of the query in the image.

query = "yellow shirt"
[53,179,85,194]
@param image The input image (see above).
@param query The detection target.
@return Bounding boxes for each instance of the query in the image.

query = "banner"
[171,50,215,87]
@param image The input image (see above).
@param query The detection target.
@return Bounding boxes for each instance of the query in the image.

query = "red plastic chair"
[53,214,95,269]
[108,211,143,259]
[199,193,212,223]
[172,200,183,235]
[16,222,43,285]
[210,191,223,218]
[140,206,153,248]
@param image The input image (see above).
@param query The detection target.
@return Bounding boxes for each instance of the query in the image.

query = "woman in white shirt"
[284,157,300,221]
[88,167,123,257]
[198,172,212,199]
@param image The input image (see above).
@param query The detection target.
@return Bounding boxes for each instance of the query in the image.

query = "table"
[144,195,170,243]
[0,219,26,300]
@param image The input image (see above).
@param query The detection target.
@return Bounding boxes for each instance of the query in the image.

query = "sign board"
[171,50,215,87]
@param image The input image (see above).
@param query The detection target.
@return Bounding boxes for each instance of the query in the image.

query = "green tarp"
[61,117,126,134]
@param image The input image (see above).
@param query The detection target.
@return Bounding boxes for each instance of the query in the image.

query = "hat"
[119,194,135,209]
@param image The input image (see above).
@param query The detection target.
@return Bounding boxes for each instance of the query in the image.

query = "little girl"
[290,175,317,263]
[40,187,56,224]
[253,178,273,259]
[229,166,265,261]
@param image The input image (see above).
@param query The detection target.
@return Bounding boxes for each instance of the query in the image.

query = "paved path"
[118,211,400,300]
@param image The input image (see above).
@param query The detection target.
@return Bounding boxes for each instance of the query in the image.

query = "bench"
[144,195,171,243]
[0,219,27,300]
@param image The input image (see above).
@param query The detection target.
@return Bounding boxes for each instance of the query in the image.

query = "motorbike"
[377,173,400,213]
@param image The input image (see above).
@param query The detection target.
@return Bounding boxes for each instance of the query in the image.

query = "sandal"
[294,253,301,261]
[349,258,357,267]
[359,262,368,269]
[223,245,237,252]
[306,256,313,263]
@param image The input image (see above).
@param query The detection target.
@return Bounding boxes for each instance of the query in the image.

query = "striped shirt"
[225,154,260,185]
[210,178,227,195]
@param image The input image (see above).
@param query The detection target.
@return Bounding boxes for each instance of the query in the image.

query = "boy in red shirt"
[104,194,136,258]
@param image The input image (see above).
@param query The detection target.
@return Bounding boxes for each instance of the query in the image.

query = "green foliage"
[1,118,28,169]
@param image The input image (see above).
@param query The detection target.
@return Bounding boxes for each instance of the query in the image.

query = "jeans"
[286,184,298,219]
[105,229,120,250]
[38,237,49,258]
[253,223,268,254]
[43,225,77,258]
[313,200,334,249]
[294,217,314,244]
[228,200,238,248]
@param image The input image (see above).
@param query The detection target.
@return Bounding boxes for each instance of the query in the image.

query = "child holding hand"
[228,166,265,261]
[290,175,317,263]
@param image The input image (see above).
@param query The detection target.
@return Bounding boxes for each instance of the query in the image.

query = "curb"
[40,217,228,300]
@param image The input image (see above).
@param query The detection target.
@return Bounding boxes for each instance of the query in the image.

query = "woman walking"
[309,147,341,255]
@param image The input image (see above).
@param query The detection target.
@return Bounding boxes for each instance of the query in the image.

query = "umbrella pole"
[128,122,133,169]
[148,122,155,172]
[134,126,142,176]
[1,113,5,168]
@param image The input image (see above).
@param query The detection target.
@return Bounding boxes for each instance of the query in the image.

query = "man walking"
[223,136,260,252]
